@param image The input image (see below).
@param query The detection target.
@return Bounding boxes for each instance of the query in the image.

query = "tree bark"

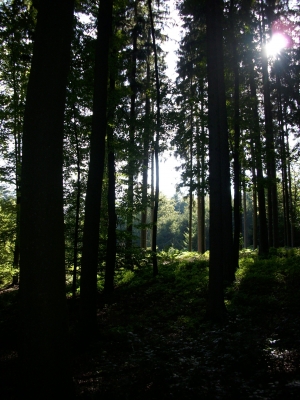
[229,0,241,270]
[188,101,194,252]
[249,142,258,250]
[260,5,279,248]
[140,30,151,250]
[80,0,113,338]
[276,65,291,246]
[104,72,117,295]
[197,191,205,253]
[286,134,294,247]
[72,105,81,300]
[148,0,160,277]
[10,1,25,283]
[126,0,139,267]
[206,0,233,320]
[197,84,206,254]
[19,0,75,396]
[248,55,269,256]
[243,179,248,248]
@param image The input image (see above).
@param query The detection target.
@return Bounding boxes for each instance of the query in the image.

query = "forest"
[1,0,300,398]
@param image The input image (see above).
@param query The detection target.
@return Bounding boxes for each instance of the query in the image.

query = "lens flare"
[266,32,289,57]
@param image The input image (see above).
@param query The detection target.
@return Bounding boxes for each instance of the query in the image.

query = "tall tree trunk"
[19,0,75,396]
[248,56,269,256]
[150,147,155,249]
[243,178,248,248]
[276,65,290,246]
[260,4,279,248]
[230,0,241,270]
[126,0,139,267]
[104,72,117,295]
[188,189,193,252]
[148,0,160,276]
[286,133,294,247]
[206,0,234,320]
[80,0,113,338]
[197,84,206,254]
[141,35,151,249]
[197,190,205,253]
[72,106,81,300]
[188,99,193,252]
[12,30,22,283]
[250,144,258,250]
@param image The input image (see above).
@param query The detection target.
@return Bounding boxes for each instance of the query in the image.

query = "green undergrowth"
[228,247,300,317]
[74,248,300,399]
[1,249,300,398]
[100,251,210,335]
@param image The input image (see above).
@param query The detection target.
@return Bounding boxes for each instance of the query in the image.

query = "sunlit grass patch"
[118,270,135,285]
[227,248,300,322]
[0,264,14,289]
[175,250,209,263]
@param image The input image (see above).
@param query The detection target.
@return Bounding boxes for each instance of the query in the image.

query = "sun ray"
[266,32,289,57]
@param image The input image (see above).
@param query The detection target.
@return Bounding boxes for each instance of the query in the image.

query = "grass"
[71,248,300,398]
[1,248,300,398]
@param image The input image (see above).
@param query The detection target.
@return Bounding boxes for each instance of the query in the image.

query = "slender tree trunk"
[126,1,139,267]
[197,84,206,254]
[150,147,155,249]
[80,0,113,338]
[72,106,81,300]
[252,189,258,250]
[286,134,294,247]
[197,191,205,253]
[243,179,248,248]
[230,0,241,270]
[260,6,279,248]
[141,36,151,249]
[188,101,193,252]
[249,125,258,250]
[148,0,160,276]
[140,126,149,250]
[248,56,269,256]
[279,118,290,248]
[13,180,21,284]
[104,72,117,295]
[19,1,75,396]
[104,131,117,294]
[262,50,278,247]
[250,151,258,250]
[188,189,193,252]
[206,0,233,320]
[12,46,21,283]
[276,67,290,246]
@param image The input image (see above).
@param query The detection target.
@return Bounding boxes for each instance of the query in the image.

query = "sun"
[266,32,289,57]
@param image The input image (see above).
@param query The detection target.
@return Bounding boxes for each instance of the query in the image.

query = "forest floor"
[1,249,300,399]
